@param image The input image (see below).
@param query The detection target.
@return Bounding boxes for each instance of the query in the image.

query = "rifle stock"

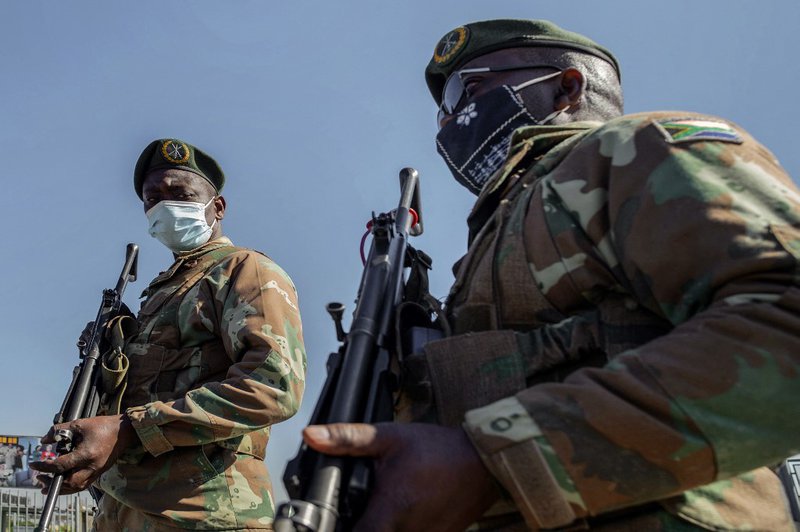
[275,169,430,532]
[36,243,138,532]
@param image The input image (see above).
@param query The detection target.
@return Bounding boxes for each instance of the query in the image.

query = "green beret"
[133,138,225,199]
[425,19,620,105]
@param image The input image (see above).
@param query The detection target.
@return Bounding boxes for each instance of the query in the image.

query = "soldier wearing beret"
[31,139,307,530]
[302,19,800,530]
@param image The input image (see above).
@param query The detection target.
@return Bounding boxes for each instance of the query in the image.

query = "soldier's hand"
[303,422,500,532]
[29,415,138,495]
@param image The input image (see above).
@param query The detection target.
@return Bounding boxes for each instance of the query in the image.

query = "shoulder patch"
[654,118,743,145]
[433,27,468,65]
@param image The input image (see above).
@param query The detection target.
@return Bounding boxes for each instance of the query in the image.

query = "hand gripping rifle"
[37,243,139,532]
[275,168,439,532]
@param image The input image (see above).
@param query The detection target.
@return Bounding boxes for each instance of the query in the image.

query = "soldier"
[31,139,307,530]
[302,20,800,530]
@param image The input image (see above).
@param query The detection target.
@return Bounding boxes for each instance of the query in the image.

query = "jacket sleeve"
[460,115,800,527]
[126,251,307,455]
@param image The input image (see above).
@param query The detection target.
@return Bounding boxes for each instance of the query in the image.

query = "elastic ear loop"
[511,69,563,92]
[207,196,219,229]
[512,70,572,124]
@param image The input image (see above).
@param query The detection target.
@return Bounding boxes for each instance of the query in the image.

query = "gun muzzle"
[326,302,346,342]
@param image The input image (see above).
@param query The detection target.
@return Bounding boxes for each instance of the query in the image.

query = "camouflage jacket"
[96,237,306,530]
[413,112,800,530]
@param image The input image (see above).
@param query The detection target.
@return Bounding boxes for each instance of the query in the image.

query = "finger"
[29,460,59,474]
[28,452,83,475]
[34,478,51,493]
[62,467,97,492]
[37,475,80,496]
[40,426,57,444]
[28,460,47,472]
[303,423,390,457]
[36,474,53,494]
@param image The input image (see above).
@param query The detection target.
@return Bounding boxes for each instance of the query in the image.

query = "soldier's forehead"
[143,168,209,189]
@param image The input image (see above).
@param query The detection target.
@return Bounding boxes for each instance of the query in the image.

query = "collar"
[142,236,235,297]
[174,236,234,261]
[466,122,602,240]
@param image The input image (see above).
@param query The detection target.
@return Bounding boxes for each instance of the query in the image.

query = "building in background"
[0,435,95,531]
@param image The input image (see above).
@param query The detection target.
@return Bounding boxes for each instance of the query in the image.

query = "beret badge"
[433,26,468,64]
[161,139,191,164]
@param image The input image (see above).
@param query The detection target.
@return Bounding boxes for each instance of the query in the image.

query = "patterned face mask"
[146,197,217,253]
[435,70,566,195]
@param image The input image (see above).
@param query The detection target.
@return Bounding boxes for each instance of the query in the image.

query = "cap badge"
[161,140,191,164]
[434,27,468,64]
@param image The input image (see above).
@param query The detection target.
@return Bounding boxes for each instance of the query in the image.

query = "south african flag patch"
[655,118,743,145]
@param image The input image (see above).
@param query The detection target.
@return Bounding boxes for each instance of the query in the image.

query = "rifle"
[275,168,439,532]
[37,243,139,532]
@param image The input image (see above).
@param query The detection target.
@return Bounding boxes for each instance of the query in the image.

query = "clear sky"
[1,1,798,505]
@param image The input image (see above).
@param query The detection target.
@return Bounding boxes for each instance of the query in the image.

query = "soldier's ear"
[213,195,226,221]
[555,68,584,110]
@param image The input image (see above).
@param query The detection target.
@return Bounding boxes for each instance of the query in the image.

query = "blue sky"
[1,1,798,504]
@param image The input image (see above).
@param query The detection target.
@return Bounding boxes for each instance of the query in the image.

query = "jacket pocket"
[121,342,166,408]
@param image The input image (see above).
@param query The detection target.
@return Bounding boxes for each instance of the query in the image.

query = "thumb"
[303,423,388,457]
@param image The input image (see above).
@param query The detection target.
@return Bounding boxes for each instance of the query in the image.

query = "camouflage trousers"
[93,495,275,531]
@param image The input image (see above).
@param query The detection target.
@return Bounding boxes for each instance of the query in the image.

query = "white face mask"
[146,198,217,253]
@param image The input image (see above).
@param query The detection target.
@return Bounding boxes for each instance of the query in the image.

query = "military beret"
[133,138,225,200]
[425,19,620,105]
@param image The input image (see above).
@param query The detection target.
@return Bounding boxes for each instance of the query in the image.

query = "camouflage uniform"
[94,237,306,531]
[403,112,800,530]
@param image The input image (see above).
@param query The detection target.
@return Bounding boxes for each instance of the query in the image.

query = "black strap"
[403,246,432,305]
[402,245,451,337]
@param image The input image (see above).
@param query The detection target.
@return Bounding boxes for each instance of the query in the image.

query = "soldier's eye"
[462,76,482,95]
